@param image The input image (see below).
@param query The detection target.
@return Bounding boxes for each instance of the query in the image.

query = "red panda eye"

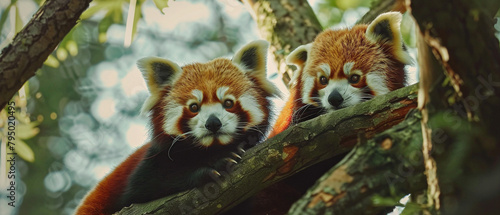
[189,103,199,113]
[349,74,360,84]
[319,76,328,85]
[223,99,234,109]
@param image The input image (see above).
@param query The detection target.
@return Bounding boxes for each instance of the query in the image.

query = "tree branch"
[0,0,92,109]
[242,0,322,86]
[357,0,407,24]
[290,1,500,214]
[288,110,426,214]
[116,84,418,215]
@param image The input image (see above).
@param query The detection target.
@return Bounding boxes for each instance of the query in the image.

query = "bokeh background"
[1,0,498,214]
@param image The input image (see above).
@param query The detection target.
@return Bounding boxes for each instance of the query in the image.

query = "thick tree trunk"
[242,0,322,86]
[116,84,418,215]
[0,0,92,109]
[410,0,500,214]
[290,0,500,214]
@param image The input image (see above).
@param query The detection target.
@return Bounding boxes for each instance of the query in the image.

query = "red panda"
[269,12,412,138]
[257,12,412,214]
[75,40,278,215]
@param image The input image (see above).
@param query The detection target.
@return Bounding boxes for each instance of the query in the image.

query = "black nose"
[205,115,222,133]
[328,90,344,108]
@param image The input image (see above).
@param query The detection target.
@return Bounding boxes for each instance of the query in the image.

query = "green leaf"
[80,1,118,20]
[16,121,40,139]
[56,48,68,61]
[16,139,35,163]
[400,202,423,215]
[336,0,361,10]
[98,11,115,43]
[58,25,79,59]
[0,3,14,34]
[14,5,23,33]
[153,0,169,14]
[131,0,144,43]
[66,40,78,56]
[44,55,60,68]
[371,195,403,207]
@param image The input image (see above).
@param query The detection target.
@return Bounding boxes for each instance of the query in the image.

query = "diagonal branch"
[0,0,92,109]
[116,84,418,215]
[288,110,426,215]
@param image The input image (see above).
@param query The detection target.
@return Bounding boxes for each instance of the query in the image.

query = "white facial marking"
[302,76,316,105]
[191,89,203,102]
[216,86,229,101]
[199,136,214,147]
[239,93,264,128]
[343,62,355,75]
[366,72,390,95]
[188,103,238,147]
[218,134,233,145]
[319,63,331,77]
[163,103,184,135]
[319,80,362,111]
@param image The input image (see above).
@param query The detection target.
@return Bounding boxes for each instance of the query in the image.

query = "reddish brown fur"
[76,40,275,215]
[307,25,406,92]
[264,17,409,214]
[75,143,150,215]
[268,68,306,138]
[271,24,407,137]
[161,58,271,136]
[170,59,254,105]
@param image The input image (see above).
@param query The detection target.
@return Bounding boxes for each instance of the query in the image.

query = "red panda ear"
[286,43,312,68]
[232,40,279,97]
[286,43,312,86]
[137,57,183,113]
[366,12,412,64]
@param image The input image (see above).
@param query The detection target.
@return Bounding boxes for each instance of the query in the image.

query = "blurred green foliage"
[1,94,38,163]
[314,0,371,27]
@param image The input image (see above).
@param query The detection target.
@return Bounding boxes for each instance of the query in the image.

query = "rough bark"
[410,0,500,214]
[242,0,322,86]
[0,0,92,109]
[411,0,500,141]
[116,84,418,215]
[288,110,426,215]
[288,0,500,214]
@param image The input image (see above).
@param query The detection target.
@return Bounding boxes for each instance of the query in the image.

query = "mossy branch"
[116,84,418,215]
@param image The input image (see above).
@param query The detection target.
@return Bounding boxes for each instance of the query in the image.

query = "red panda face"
[138,40,278,147]
[161,60,269,146]
[287,12,412,111]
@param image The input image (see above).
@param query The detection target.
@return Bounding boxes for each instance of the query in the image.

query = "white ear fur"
[286,43,312,68]
[366,12,412,64]
[232,40,279,97]
[286,43,312,87]
[137,57,183,113]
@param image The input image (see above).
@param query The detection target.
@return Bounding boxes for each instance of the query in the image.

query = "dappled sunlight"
[91,96,117,123]
[143,0,210,32]
[124,121,148,149]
